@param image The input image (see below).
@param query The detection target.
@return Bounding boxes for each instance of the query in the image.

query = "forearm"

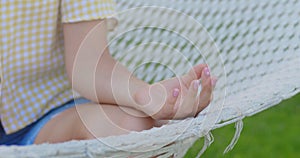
[94,51,148,107]
[63,19,148,109]
[63,19,215,120]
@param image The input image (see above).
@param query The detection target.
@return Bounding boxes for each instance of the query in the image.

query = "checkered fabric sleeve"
[61,0,117,24]
[0,0,117,134]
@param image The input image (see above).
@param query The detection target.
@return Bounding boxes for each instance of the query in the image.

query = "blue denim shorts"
[0,97,91,145]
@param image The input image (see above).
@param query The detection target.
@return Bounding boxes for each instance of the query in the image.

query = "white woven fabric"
[0,0,299,157]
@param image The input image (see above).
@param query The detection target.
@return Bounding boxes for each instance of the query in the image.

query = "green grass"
[185,93,300,158]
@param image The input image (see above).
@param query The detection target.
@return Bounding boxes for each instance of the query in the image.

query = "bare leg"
[34,103,155,144]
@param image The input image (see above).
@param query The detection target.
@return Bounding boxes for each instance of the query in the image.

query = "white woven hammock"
[1,0,299,157]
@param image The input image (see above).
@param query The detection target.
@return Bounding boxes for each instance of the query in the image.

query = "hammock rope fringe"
[196,132,214,158]
[1,0,299,157]
[224,120,244,154]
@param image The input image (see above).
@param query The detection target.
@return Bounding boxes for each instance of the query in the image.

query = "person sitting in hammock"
[0,0,217,145]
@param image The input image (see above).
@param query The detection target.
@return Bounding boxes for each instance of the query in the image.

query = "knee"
[79,117,155,140]
[121,115,155,132]
[76,109,155,140]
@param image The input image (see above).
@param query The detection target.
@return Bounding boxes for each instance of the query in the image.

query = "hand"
[134,64,217,120]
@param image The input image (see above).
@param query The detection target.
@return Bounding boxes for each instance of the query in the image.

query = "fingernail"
[173,88,179,97]
[193,80,199,90]
[204,67,210,76]
[211,78,217,86]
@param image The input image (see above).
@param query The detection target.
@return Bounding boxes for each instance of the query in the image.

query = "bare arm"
[63,19,146,109]
[63,19,216,120]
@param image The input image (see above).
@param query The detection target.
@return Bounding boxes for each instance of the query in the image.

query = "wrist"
[132,83,151,112]
[133,83,168,119]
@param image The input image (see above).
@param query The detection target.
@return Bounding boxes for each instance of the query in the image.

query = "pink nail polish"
[193,80,199,90]
[211,78,217,86]
[173,88,179,97]
[204,67,210,76]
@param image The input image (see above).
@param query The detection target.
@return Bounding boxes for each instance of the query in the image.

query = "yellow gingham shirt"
[0,0,116,134]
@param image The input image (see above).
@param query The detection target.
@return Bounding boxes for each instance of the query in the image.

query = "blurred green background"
[185,93,300,158]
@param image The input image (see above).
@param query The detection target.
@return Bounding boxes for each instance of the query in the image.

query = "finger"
[182,64,207,85]
[191,64,208,79]
[168,88,179,106]
[174,80,199,119]
[211,76,218,89]
[197,67,213,113]
[209,77,218,101]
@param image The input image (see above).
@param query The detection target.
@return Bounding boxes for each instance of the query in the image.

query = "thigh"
[34,103,155,144]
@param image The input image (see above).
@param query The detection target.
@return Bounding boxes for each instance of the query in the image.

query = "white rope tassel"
[223,120,244,154]
[196,132,214,158]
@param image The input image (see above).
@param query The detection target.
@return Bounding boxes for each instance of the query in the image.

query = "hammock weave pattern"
[1,0,299,157]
